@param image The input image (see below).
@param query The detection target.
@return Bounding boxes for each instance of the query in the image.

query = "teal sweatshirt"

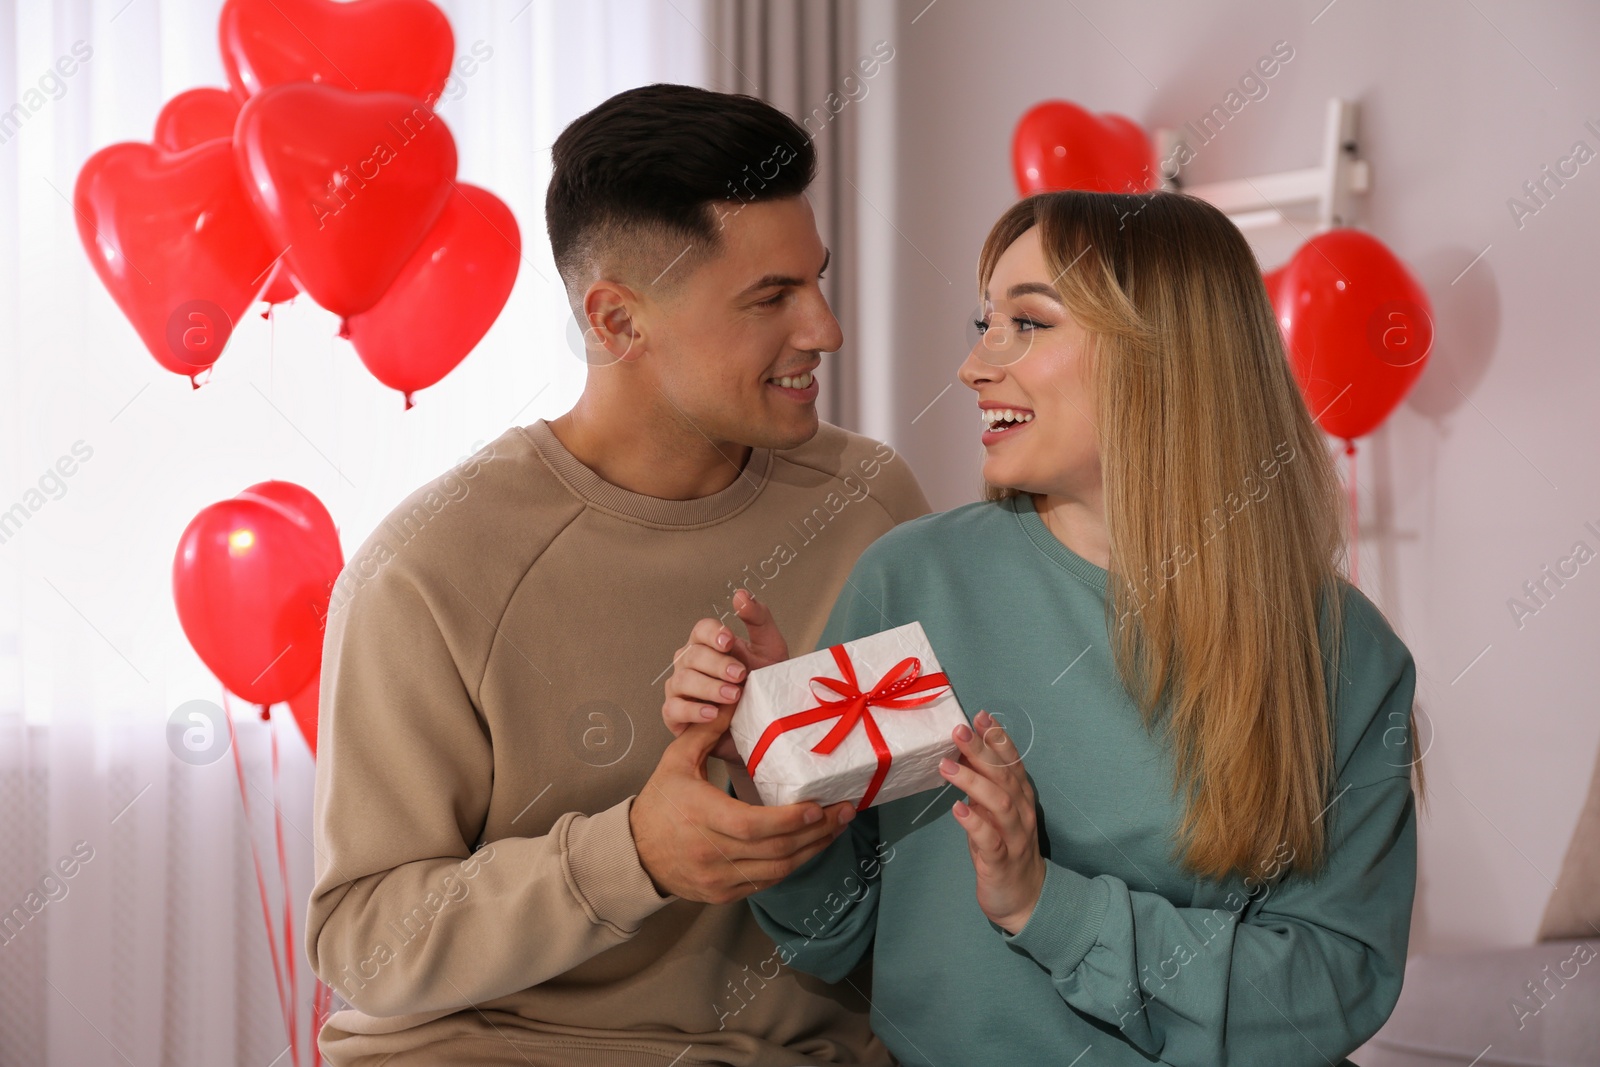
[746,492,1418,1067]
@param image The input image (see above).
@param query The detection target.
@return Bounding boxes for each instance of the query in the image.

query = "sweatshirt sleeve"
[746,807,891,983]
[995,637,1419,1065]
[305,544,672,1019]
[745,539,901,981]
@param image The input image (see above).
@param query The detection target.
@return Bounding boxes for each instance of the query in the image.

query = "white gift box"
[730,620,968,809]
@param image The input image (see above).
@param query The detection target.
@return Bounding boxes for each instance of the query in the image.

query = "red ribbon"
[746,644,951,810]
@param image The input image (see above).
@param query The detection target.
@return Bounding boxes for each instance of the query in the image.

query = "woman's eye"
[1012,316,1041,332]
[973,318,989,334]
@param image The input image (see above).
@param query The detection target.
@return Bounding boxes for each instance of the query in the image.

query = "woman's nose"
[959,341,1003,389]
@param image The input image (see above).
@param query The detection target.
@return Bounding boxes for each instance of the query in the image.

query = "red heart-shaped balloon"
[345,183,520,408]
[240,479,342,555]
[154,87,240,152]
[1012,100,1154,196]
[258,262,300,306]
[152,89,303,308]
[173,480,344,708]
[1262,265,1287,306]
[149,87,302,307]
[74,140,282,382]
[1275,230,1434,440]
[219,0,454,105]
[234,83,457,318]
[242,479,337,755]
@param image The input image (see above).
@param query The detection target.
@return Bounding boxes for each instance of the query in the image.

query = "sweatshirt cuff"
[561,795,675,933]
[1000,860,1108,977]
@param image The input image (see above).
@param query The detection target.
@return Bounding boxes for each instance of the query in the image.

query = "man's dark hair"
[546,83,816,303]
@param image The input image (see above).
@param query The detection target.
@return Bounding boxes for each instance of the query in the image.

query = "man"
[306,83,930,1066]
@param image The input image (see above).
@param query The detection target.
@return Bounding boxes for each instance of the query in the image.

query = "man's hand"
[631,711,855,905]
[662,588,791,765]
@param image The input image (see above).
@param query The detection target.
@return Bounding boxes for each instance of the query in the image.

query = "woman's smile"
[978,400,1035,446]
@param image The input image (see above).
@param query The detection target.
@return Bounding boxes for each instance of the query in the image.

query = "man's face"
[634,195,843,451]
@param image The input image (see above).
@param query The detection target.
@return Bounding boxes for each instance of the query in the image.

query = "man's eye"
[759,291,788,307]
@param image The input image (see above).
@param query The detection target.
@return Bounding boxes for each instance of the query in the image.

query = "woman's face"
[958,226,1102,500]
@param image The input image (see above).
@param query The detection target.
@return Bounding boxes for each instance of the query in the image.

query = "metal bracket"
[1154,97,1369,237]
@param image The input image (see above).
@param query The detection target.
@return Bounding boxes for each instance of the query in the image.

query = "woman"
[663,190,1421,1066]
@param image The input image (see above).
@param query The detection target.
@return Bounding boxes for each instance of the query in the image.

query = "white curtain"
[702,0,901,438]
[0,2,711,1063]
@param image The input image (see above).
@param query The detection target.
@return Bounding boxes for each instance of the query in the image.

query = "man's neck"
[545,399,754,501]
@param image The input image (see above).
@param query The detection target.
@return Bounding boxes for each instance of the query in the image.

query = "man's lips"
[766,368,817,389]
[767,366,819,400]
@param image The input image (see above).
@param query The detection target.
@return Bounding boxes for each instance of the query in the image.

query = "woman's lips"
[979,405,1034,445]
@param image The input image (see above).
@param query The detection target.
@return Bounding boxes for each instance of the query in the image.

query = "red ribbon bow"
[746,643,952,810]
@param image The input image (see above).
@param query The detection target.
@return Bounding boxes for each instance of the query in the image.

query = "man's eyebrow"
[737,248,832,298]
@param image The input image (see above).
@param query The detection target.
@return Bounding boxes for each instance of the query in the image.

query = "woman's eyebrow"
[1006,281,1061,301]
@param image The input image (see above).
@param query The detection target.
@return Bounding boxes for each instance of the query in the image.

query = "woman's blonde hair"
[977,190,1420,880]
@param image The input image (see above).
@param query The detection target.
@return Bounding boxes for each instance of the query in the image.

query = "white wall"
[865,0,1600,954]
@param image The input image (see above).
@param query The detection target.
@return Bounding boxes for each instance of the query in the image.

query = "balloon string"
[269,714,305,1067]
[1345,440,1359,588]
[222,690,296,1059]
[312,979,330,1067]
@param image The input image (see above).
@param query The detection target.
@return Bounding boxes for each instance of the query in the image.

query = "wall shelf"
[1154,97,1369,263]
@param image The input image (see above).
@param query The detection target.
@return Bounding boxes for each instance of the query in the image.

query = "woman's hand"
[942,709,1047,935]
[663,589,791,767]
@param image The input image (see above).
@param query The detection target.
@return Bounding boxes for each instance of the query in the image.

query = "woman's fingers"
[953,798,1006,859]
[940,755,1018,824]
[973,709,1026,772]
[954,711,1033,801]
[947,712,1048,934]
[682,628,751,685]
[687,616,732,651]
[663,619,753,736]
[666,642,748,705]
[940,716,1030,799]
[943,710,1037,847]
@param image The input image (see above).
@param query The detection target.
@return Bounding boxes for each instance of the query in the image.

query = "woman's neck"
[1030,492,1111,571]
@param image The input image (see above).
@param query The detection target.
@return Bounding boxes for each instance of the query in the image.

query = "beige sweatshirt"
[307,417,930,1067]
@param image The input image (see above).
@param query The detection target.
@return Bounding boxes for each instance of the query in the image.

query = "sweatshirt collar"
[519,418,772,528]
[1010,492,1109,593]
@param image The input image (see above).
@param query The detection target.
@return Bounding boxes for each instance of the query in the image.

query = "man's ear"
[580,279,646,364]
